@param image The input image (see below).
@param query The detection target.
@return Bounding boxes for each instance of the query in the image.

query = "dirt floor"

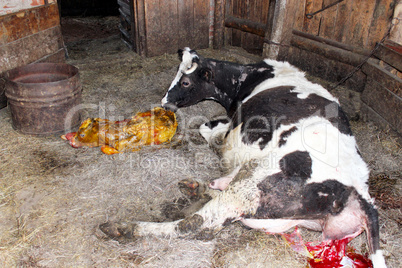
[0,17,400,267]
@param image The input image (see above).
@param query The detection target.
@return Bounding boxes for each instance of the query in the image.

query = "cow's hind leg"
[100,192,244,242]
[100,162,257,242]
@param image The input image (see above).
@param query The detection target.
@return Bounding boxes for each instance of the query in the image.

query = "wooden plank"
[367,0,394,49]
[303,0,323,35]
[231,0,243,48]
[362,60,402,97]
[373,43,402,72]
[213,0,226,49]
[0,4,61,45]
[144,0,163,56]
[319,0,339,39]
[333,0,353,43]
[0,26,64,73]
[178,0,194,49]
[284,45,366,92]
[361,77,402,133]
[293,0,306,31]
[193,0,210,49]
[224,0,233,46]
[344,0,374,47]
[134,0,146,55]
[36,2,60,31]
[160,0,178,54]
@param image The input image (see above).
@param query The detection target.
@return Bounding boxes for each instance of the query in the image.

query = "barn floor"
[0,16,400,267]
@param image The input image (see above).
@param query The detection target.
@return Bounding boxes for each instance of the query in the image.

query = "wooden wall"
[126,0,211,57]
[0,3,65,108]
[278,0,401,136]
[225,0,271,54]
[292,0,395,50]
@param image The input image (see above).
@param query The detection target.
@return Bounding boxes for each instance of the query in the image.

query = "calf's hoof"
[178,179,206,200]
[99,221,137,242]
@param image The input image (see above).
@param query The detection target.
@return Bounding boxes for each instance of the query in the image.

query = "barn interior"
[0,0,401,267]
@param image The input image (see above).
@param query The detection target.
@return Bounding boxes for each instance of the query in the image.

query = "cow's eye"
[182,81,190,87]
[80,133,85,138]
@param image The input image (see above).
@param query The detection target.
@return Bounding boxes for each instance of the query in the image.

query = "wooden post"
[213,0,225,49]
[135,0,146,56]
[263,0,288,59]
[263,0,299,59]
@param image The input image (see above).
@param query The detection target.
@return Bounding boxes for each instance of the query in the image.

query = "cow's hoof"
[99,221,137,241]
[178,179,206,200]
[176,214,204,234]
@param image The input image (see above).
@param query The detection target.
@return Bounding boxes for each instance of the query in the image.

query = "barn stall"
[0,0,401,267]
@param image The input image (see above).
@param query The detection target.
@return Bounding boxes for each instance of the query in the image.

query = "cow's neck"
[209,61,250,114]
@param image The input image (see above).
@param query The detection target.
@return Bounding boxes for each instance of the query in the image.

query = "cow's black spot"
[278,126,298,147]
[205,118,230,130]
[253,178,353,219]
[301,180,352,216]
[230,86,352,150]
[279,151,312,179]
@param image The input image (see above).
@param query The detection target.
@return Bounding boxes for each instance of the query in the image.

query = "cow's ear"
[177,49,184,61]
[198,67,212,82]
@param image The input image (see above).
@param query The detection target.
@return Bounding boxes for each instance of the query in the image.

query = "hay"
[0,17,400,267]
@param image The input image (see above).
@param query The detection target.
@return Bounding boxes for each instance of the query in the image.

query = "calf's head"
[162,48,215,111]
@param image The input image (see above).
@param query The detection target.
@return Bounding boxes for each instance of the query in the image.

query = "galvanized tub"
[5,63,82,135]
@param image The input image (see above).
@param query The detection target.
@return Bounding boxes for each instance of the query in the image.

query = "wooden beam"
[224,15,266,37]
[290,34,369,67]
[292,30,372,57]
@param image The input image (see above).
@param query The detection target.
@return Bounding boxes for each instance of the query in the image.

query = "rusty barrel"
[5,63,82,135]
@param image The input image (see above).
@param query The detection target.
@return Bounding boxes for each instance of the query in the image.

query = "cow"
[100,48,387,267]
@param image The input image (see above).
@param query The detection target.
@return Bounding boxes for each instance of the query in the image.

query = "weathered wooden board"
[285,45,366,92]
[0,26,64,73]
[128,0,210,57]
[0,3,60,45]
[0,2,65,109]
[118,0,135,49]
[362,61,402,97]
[373,41,402,72]
[292,0,395,50]
[194,0,210,47]
[361,76,402,134]
[226,0,270,54]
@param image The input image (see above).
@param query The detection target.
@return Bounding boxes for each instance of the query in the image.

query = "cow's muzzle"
[162,102,178,112]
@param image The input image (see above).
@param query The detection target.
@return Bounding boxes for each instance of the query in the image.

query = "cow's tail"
[361,197,387,268]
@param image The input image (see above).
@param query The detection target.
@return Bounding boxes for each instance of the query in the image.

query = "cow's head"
[161,48,215,111]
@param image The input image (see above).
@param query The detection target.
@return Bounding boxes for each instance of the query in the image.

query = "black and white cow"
[101,48,386,267]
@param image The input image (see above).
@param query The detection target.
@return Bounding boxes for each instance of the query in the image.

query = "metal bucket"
[5,63,82,135]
